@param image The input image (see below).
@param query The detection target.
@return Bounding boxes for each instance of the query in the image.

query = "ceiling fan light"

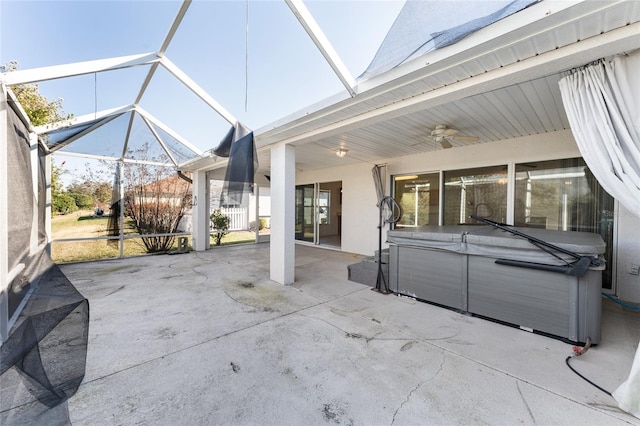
[336,148,348,158]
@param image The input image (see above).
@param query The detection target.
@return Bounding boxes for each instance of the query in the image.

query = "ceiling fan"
[424,124,480,149]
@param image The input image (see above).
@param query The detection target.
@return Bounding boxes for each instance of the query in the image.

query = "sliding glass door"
[295,184,315,243]
[295,181,342,247]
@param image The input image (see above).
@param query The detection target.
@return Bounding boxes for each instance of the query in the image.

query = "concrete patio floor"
[4,243,640,425]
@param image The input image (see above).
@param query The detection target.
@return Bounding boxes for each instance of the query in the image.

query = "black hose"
[565,356,612,396]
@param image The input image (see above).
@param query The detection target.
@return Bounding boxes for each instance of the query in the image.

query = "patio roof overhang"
[188,0,638,176]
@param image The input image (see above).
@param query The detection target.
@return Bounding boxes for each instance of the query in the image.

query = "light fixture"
[395,175,419,181]
[336,148,348,158]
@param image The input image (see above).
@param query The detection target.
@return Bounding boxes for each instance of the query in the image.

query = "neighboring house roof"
[138,172,192,197]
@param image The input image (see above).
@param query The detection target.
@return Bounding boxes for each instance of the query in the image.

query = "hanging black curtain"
[214,122,257,206]
[107,162,121,242]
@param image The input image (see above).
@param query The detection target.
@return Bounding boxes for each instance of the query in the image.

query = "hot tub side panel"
[466,255,573,339]
[391,245,466,310]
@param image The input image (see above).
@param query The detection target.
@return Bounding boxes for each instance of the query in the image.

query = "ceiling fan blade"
[450,135,479,142]
[443,129,459,136]
[440,139,453,149]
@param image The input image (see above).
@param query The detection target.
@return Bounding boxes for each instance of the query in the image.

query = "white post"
[192,170,209,251]
[254,184,260,242]
[119,161,125,258]
[0,87,9,342]
[45,154,52,254]
[270,144,295,285]
[30,132,39,254]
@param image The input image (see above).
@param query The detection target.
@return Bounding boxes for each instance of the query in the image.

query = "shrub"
[248,218,267,232]
[69,192,94,209]
[210,209,230,246]
[53,193,78,215]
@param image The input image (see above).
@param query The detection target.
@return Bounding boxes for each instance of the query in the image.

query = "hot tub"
[387,225,605,344]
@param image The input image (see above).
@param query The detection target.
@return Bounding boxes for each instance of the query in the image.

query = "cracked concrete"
[2,243,640,425]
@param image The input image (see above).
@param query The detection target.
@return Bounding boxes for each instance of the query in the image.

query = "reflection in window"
[393,173,439,227]
[443,165,508,225]
[318,190,330,225]
[515,158,614,288]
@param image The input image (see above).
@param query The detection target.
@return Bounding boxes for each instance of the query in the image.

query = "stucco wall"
[297,162,379,256]
[616,204,640,301]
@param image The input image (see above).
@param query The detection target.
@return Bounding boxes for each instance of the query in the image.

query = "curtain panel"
[558,51,640,216]
[560,50,640,419]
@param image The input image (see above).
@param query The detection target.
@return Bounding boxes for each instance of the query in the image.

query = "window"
[514,159,612,230]
[393,173,439,227]
[515,158,614,288]
[443,165,508,225]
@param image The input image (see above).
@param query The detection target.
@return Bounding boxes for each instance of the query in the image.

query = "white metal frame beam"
[160,57,237,125]
[34,104,134,133]
[1,85,9,342]
[285,0,356,97]
[0,53,160,86]
[135,106,203,156]
[54,150,175,167]
[140,115,178,167]
[134,0,191,105]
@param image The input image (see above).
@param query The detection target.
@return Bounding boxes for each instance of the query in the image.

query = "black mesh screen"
[214,122,257,206]
[1,253,89,424]
[2,90,90,425]
[7,105,33,273]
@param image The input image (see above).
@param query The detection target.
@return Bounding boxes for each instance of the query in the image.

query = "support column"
[192,170,210,251]
[270,144,295,285]
[1,87,9,342]
[29,132,39,254]
[44,154,52,254]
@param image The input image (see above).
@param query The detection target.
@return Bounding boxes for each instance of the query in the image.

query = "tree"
[3,61,75,215]
[50,161,77,215]
[210,209,230,246]
[123,144,192,253]
[68,180,112,207]
[52,193,78,215]
[69,192,94,210]
[1,61,73,126]
[93,182,113,205]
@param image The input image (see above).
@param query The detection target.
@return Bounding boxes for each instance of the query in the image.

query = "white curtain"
[559,51,640,216]
[560,51,640,419]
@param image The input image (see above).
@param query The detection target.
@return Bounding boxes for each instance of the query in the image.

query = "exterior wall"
[616,204,640,301]
[297,162,379,256]
[386,130,580,177]
[249,186,271,229]
[297,129,640,301]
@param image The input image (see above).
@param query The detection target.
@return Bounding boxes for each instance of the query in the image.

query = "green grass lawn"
[51,210,259,263]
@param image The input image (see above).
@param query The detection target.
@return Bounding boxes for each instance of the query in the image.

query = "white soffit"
[254,0,640,149]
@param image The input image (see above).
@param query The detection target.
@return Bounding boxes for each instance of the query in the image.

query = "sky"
[1,0,405,185]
